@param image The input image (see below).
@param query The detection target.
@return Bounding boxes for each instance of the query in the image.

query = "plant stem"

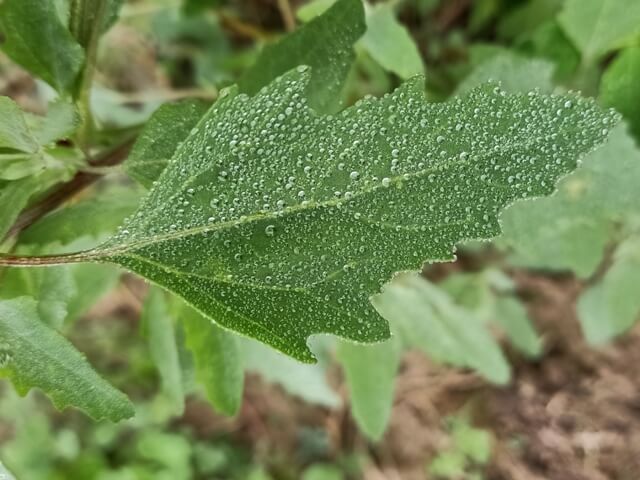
[0,252,97,267]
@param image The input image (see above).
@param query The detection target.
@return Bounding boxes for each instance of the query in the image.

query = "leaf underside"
[93,68,616,362]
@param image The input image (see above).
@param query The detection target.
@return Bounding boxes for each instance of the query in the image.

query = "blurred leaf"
[558,0,640,62]
[136,431,192,478]
[125,100,210,188]
[180,302,244,416]
[578,237,640,344]
[69,0,124,49]
[0,97,39,153]
[296,0,336,22]
[337,337,400,441]
[0,296,134,421]
[0,177,42,239]
[360,3,424,80]
[87,68,615,362]
[302,464,344,480]
[19,186,140,246]
[493,297,542,358]
[243,339,340,408]
[429,450,467,477]
[141,288,184,415]
[457,51,554,94]
[500,123,640,277]
[26,101,79,146]
[497,0,562,41]
[518,20,580,82]
[239,0,366,113]
[373,274,511,384]
[601,46,640,143]
[451,417,492,464]
[0,461,15,480]
[0,0,85,94]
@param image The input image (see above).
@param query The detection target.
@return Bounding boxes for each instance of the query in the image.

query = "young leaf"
[373,274,511,384]
[493,297,542,358]
[0,297,134,421]
[141,287,184,414]
[243,339,340,408]
[0,177,41,239]
[499,123,640,277]
[180,301,244,416]
[558,0,640,62]
[601,46,640,142]
[0,0,85,94]
[239,0,366,113]
[0,97,39,153]
[456,52,554,95]
[79,67,616,362]
[124,100,210,188]
[360,3,424,80]
[577,237,640,344]
[69,0,124,49]
[337,338,401,441]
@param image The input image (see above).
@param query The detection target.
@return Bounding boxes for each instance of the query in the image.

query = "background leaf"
[141,287,184,415]
[125,100,210,188]
[0,0,85,94]
[0,297,134,421]
[601,46,640,143]
[359,3,424,80]
[558,0,640,62]
[238,0,366,113]
[180,301,244,416]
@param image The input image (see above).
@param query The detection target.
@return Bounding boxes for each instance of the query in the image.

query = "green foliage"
[578,237,640,344]
[428,416,492,479]
[374,273,511,384]
[337,337,400,441]
[360,3,424,80]
[125,100,210,189]
[601,46,640,142]
[141,287,184,415]
[180,300,244,416]
[500,124,640,278]
[0,297,134,421]
[558,0,640,63]
[0,0,85,94]
[239,0,366,113]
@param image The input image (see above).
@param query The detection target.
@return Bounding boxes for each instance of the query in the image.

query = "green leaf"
[19,186,141,247]
[0,97,39,153]
[0,0,85,94]
[141,288,184,414]
[242,339,340,408]
[296,0,336,22]
[493,297,542,358]
[577,237,640,344]
[373,274,511,384]
[497,0,562,41]
[456,51,554,95]
[337,338,400,441]
[601,46,640,143]
[499,123,640,277]
[69,0,124,49]
[0,177,42,239]
[0,297,134,421]
[359,3,424,80]
[517,21,581,82]
[180,301,244,416]
[238,0,366,113]
[124,100,210,188]
[558,0,640,62]
[26,101,79,147]
[86,68,615,362]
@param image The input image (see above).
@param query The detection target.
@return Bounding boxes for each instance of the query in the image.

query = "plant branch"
[5,138,135,241]
[0,251,97,267]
